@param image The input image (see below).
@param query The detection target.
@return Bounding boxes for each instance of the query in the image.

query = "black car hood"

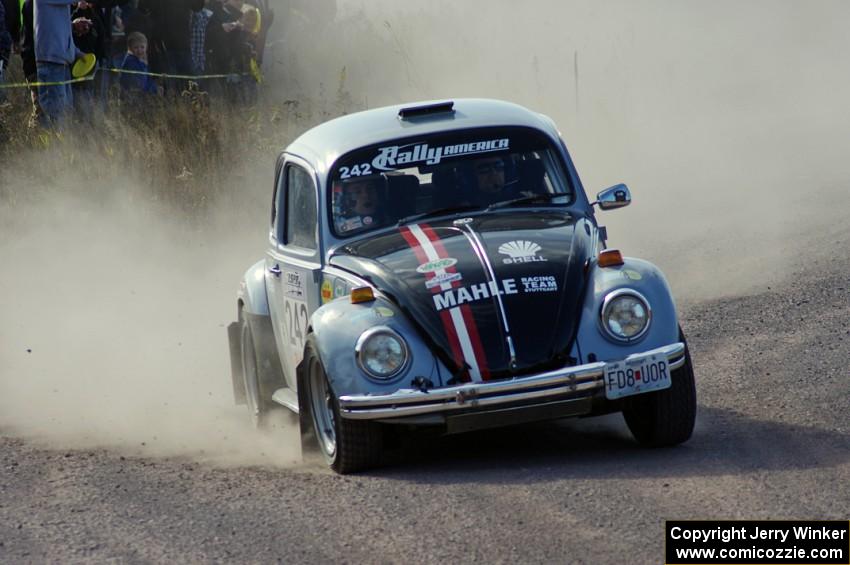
[330,211,594,382]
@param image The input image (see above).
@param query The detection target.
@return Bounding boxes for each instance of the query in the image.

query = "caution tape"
[0,75,94,89]
[105,67,249,81]
[0,67,253,90]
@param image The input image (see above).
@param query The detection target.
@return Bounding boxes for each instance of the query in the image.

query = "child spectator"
[119,31,157,95]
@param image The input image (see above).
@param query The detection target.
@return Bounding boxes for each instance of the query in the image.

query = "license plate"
[604,352,671,400]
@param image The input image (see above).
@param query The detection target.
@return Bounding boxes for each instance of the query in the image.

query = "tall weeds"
[0,64,309,215]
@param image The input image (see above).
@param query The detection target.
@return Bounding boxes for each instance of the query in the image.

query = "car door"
[266,156,323,395]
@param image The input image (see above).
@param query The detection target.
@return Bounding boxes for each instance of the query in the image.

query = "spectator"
[71,2,105,58]
[122,0,154,55]
[21,0,40,126]
[138,0,202,91]
[189,0,212,76]
[239,2,259,39]
[206,0,245,74]
[34,0,82,126]
[118,30,156,97]
[92,0,130,61]
[110,5,124,37]
[0,0,11,98]
[246,0,273,66]
[2,0,19,47]
[70,0,105,119]
[206,0,252,101]
[90,0,131,101]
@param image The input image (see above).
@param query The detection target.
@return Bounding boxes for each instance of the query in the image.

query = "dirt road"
[1,225,847,564]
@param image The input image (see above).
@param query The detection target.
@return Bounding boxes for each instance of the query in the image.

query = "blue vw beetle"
[227,99,696,473]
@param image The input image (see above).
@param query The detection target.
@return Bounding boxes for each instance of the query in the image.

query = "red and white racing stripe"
[399,223,490,382]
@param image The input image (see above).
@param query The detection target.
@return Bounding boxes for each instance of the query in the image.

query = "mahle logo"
[416,257,458,273]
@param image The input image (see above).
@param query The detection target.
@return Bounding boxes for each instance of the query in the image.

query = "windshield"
[329,127,574,237]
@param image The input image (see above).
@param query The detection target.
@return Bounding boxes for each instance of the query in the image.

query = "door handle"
[268,264,282,277]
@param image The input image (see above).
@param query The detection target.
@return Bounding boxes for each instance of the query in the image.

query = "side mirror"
[593,183,631,210]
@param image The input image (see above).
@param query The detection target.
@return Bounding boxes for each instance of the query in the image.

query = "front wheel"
[302,340,383,474]
[622,329,697,447]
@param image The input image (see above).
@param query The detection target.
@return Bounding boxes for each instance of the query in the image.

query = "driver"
[335,176,385,233]
[471,156,518,205]
[474,156,509,195]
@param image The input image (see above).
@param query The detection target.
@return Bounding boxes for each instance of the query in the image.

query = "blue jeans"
[37,62,73,127]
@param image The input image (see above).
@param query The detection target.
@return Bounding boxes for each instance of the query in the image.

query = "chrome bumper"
[339,342,686,420]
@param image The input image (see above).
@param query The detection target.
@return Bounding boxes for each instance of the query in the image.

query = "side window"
[285,165,318,250]
[271,159,284,238]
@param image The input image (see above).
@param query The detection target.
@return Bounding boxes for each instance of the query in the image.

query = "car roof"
[285,98,561,175]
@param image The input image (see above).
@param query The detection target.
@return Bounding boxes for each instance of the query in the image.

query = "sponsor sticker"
[432,276,563,311]
[370,138,510,172]
[498,240,547,264]
[433,279,519,312]
[340,217,363,232]
[623,269,642,281]
[520,275,558,293]
[416,257,458,273]
[375,306,394,318]
[333,278,348,298]
[284,270,303,298]
[425,271,463,289]
[321,280,333,303]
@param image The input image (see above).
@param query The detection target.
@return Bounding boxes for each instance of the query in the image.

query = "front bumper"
[339,342,686,423]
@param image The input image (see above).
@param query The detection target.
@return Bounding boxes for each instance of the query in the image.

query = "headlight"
[600,290,651,342]
[355,326,409,380]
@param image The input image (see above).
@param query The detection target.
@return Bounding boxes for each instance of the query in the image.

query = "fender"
[229,259,284,404]
[237,259,270,317]
[573,257,680,364]
[302,296,447,399]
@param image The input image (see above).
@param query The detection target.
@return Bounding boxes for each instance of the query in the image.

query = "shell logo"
[497,240,546,264]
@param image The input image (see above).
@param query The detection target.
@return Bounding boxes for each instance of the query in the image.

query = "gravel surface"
[2,234,848,565]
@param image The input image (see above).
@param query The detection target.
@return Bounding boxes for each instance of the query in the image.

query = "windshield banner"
[371,138,510,171]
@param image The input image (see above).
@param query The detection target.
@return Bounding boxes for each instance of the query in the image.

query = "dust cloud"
[273,0,850,300]
[0,176,300,466]
[2,0,850,460]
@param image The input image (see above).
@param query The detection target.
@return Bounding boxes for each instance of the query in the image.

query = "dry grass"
[0,63,314,215]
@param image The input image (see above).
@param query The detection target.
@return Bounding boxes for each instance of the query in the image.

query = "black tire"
[240,310,273,428]
[302,340,383,474]
[622,329,697,447]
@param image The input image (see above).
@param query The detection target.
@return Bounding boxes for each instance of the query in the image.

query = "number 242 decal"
[284,298,309,350]
[339,163,372,179]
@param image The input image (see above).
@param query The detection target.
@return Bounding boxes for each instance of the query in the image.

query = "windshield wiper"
[396,204,482,226]
[487,193,566,210]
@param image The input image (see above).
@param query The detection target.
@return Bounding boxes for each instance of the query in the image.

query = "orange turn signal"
[598,249,624,268]
[350,286,376,304]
